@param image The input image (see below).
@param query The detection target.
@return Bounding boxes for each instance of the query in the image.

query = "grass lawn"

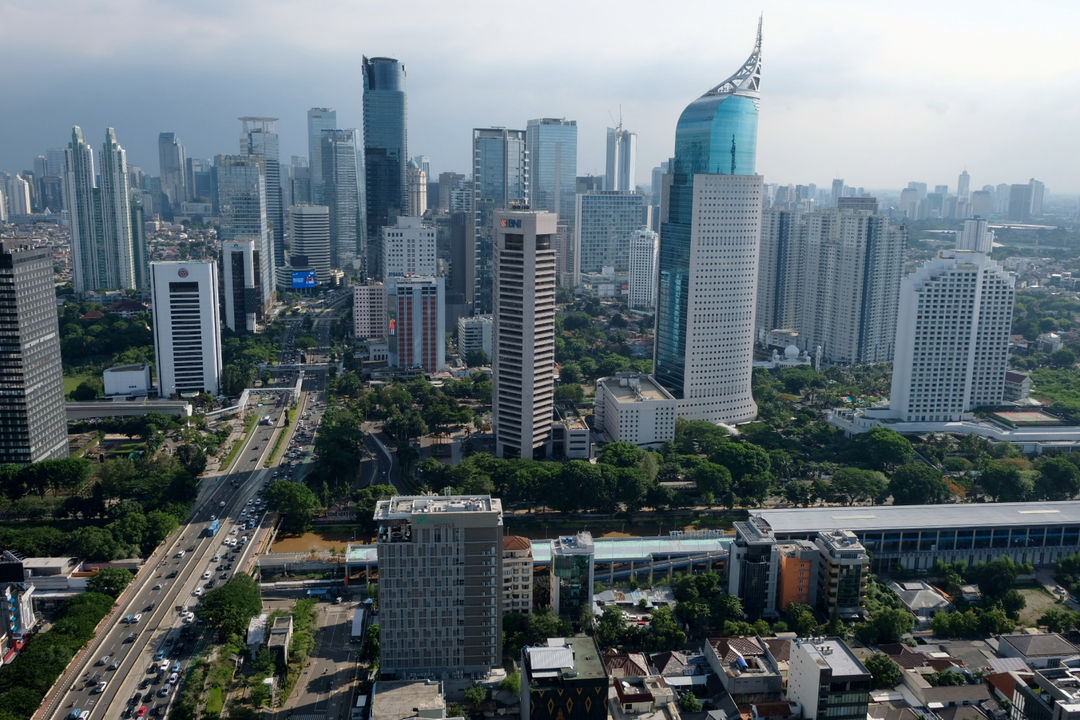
[1018,585,1061,626]
[63,373,95,397]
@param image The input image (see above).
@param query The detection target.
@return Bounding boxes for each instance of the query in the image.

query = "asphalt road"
[43,394,291,720]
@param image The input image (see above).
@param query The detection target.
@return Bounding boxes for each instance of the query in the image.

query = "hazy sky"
[3,0,1079,193]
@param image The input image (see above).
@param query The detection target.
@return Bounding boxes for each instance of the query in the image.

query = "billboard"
[291,270,317,289]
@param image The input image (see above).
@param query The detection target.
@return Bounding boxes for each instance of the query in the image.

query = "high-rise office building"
[788,638,870,720]
[221,240,257,333]
[240,118,284,280]
[493,210,557,459]
[405,159,427,216]
[215,154,274,317]
[527,118,577,226]
[1029,178,1046,216]
[306,107,336,205]
[437,172,467,213]
[353,283,387,340]
[890,250,1014,422]
[831,178,844,207]
[956,217,994,253]
[130,195,149,290]
[1007,184,1033,222]
[4,176,30,217]
[0,243,68,464]
[957,169,970,201]
[654,22,763,423]
[321,129,363,270]
[375,494,502,679]
[605,125,637,192]
[290,204,331,285]
[382,215,436,280]
[158,132,187,213]
[387,276,445,372]
[796,210,905,364]
[575,191,647,276]
[363,56,408,279]
[970,190,994,218]
[550,532,595,621]
[457,314,494,361]
[755,208,801,341]
[628,228,658,312]
[151,262,223,398]
[469,128,529,314]
[0,188,6,222]
[64,126,136,292]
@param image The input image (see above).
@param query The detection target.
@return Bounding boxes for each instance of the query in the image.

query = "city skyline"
[2,1,1078,192]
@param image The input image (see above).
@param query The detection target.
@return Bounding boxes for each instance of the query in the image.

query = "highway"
[41,392,296,720]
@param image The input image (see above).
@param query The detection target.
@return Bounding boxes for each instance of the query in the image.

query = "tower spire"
[702,18,762,99]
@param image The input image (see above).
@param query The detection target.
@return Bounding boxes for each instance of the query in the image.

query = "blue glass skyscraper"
[654,20,764,424]
[363,56,407,280]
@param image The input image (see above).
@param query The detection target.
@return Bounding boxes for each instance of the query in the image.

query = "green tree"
[142,510,180,553]
[978,460,1031,502]
[645,606,687,650]
[354,484,398,537]
[693,462,733,504]
[175,444,207,477]
[86,567,134,599]
[67,526,118,561]
[889,464,950,505]
[864,653,902,689]
[527,610,572,645]
[464,684,487,712]
[857,427,914,470]
[71,379,100,401]
[595,605,627,647]
[499,670,521,695]
[830,468,888,505]
[679,693,703,712]
[265,480,322,533]
[465,349,489,367]
[966,558,1028,601]
[855,608,914,645]
[363,623,380,661]
[1039,607,1080,633]
[1036,456,1080,500]
[197,575,262,638]
[599,442,646,468]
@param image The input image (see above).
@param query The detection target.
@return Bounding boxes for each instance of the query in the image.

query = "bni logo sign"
[499,218,522,229]
[177,268,189,278]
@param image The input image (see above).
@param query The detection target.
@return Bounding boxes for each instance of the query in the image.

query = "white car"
[202,571,211,580]
[174,550,185,559]
[229,529,237,536]
[193,588,203,597]
[212,554,220,562]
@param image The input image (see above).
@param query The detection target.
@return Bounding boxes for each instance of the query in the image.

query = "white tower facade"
[605,126,637,192]
[290,204,332,285]
[381,215,436,281]
[955,217,994,253]
[628,228,658,311]
[151,262,223,398]
[890,251,1015,422]
[493,210,557,459]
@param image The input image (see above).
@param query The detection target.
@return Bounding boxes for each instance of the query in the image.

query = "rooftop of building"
[503,535,532,552]
[552,532,595,555]
[599,374,676,403]
[525,636,606,682]
[371,680,446,720]
[794,638,868,679]
[816,529,867,556]
[373,494,500,520]
[753,501,1080,534]
[999,632,1079,658]
[347,532,733,565]
[105,364,149,373]
[887,581,951,614]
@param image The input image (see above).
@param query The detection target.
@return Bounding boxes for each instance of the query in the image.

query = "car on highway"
[129,693,141,705]
[193,588,203,597]
[97,655,110,666]
[220,572,229,579]
[166,570,178,578]
[136,707,147,718]
[152,583,162,590]
[139,678,152,690]
[158,684,172,698]
[93,681,107,694]
[202,570,211,580]
[108,660,120,670]
[174,550,185,559]
[125,632,138,643]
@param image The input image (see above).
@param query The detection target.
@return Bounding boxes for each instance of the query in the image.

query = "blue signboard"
[291,270,317,288]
